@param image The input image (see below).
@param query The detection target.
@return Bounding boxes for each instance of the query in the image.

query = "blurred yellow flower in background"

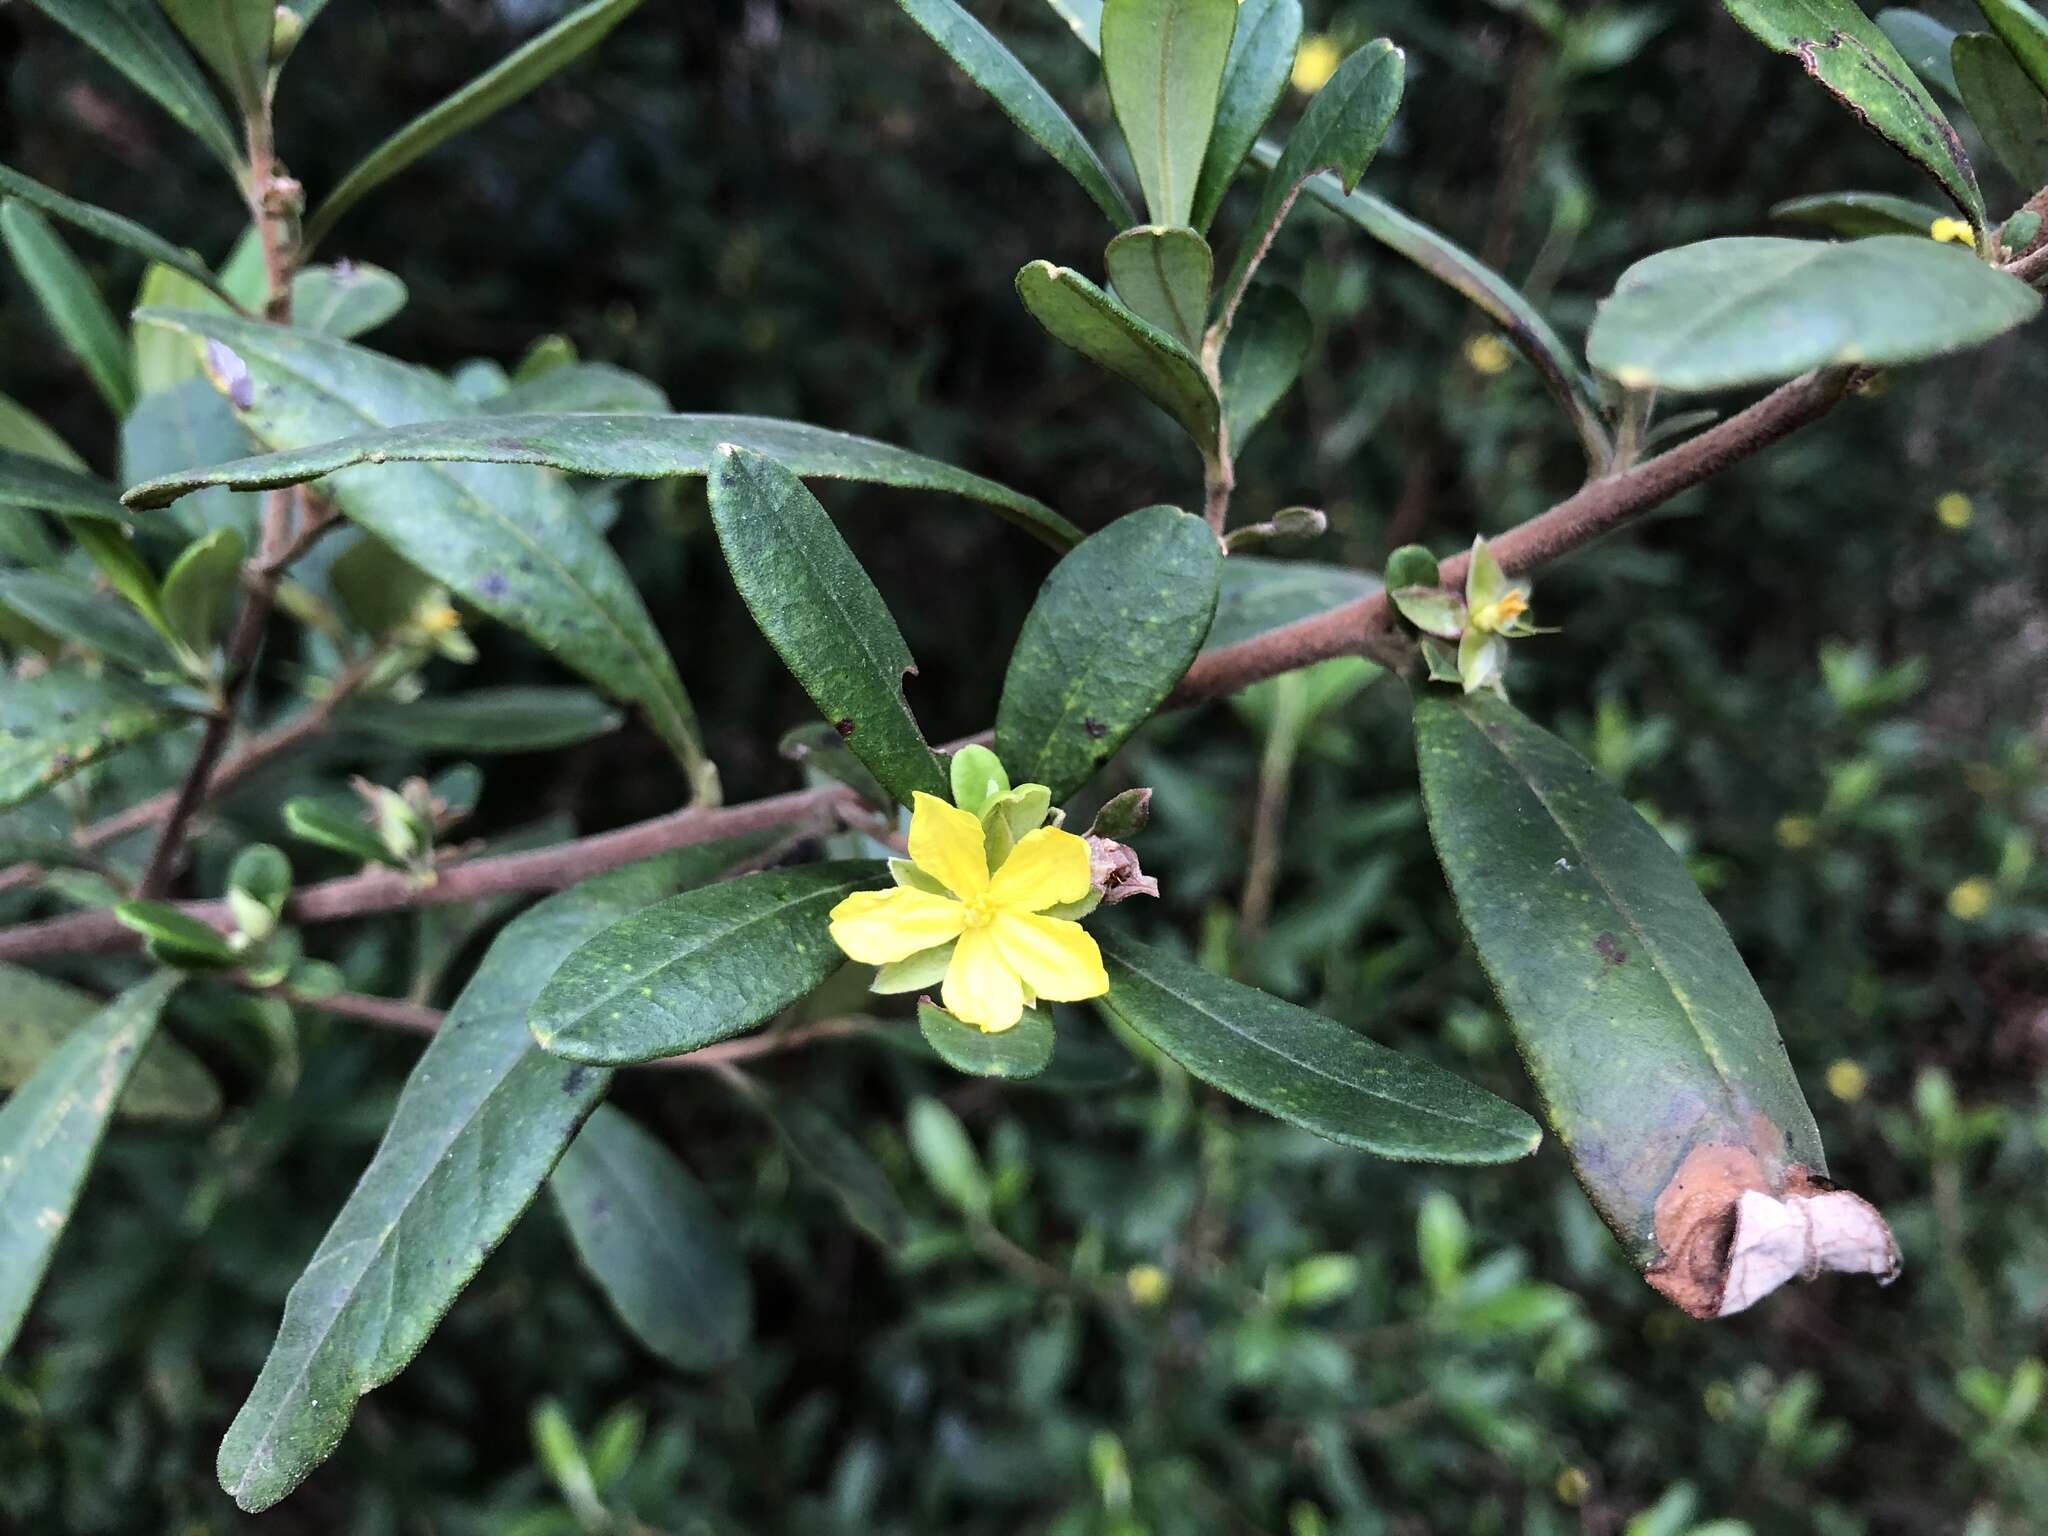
[1293,34,1342,93]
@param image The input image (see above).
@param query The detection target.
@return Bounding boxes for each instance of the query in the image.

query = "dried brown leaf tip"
[1086,836,1158,905]
[1646,1142,1900,1319]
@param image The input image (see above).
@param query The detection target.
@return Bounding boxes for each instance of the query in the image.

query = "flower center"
[1473,590,1528,633]
[960,893,997,929]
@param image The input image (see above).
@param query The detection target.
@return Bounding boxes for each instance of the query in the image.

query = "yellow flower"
[1935,491,1973,530]
[1946,876,1993,921]
[1292,35,1342,93]
[1826,1058,1868,1103]
[829,792,1107,1032]
[1125,1263,1169,1306]
[1929,217,1976,246]
[1775,815,1816,850]
[1554,1466,1591,1506]
[1464,334,1513,376]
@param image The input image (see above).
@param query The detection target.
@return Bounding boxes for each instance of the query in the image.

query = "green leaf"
[67,519,172,644]
[781,720,890,809]
[732,1083,909,1247]
[120,406,1080,551]
[906,1095,992,1217]
[302,0,649,251]
[161,0,273,109]
[1202,557,1376,653]
[1220,39,1404,311]
[1723,0,1984,225]
[893,0,1135,227]
[1978,0,2048,97]
[530,861,887,1065]
[1414,693,1828,1265]
[1103,225,1213,350]
[0,667,178,808]
[228,842,292,926]
[1095,933,1541,1163]
[1586,235,2040,391]
[22,0,242,172]
[133,261,231,395]
[490,362,669,415]
[120,379,261,542]
[0,964,218,1122]
[0,972,181,1356]
[112,899,240,968]
[1954,31,2048,187]
[996,505,1221,802]
[216,850,727,1512]
[341,688,624,753]
[0,570,173,673]
[707,447,947,806]
[0,162,236,304]
[1101,0,1238,228]
[920,1001,1056,1079]
[549,1105,751,1372]
[292,262,409,340]
[159,525,245,656]
[1189,0,1302,232]
[135,310,715,797]
[1219,282,1310,452]
[1043,0,1103,49]
[1015,261,1219,449]
[1,200,135,416]
[282,796,402,868]
[1876,7,1961,97]
[1770,189,1951,237]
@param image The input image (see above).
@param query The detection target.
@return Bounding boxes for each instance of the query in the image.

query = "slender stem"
[0,362,1863,960]
[1237,673,1307,940]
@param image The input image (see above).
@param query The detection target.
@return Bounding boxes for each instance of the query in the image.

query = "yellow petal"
[987,826,1091,913]
[828,887,965,964]
[991,911,1108,1002]
[907,791,989,899]
[942,925,1025,1032]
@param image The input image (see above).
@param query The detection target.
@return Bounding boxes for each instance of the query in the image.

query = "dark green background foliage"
[3,1,2046,1531]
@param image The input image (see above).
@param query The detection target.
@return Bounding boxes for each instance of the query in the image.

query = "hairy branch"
[0,362,1861,962]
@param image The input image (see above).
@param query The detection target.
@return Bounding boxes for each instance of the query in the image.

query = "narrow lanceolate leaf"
[1247,141,1610,464]
[217,850,733,1512]
[0,972,181,1357]
[161,0,273,109]
[894,0,1135,227]
[1104,226,1213,350]
[0,570,173,674]
[1189,0,1302,232]
[1,201,135,416]
[1586,236,2041,391]
[549,1106,751,1372]
[1723,0,1984,226]
[1096,933,1540,1164]
[1219,282,1310,452]
[1770,189,1952,236]
[1876,7,1962,97]
[1978,0,2048,96]
[531,862,887,1064]
[730,1083,910,1247]
[0,447,132,525]
[996,506,1221,801]
[708,448,947,806]
[121,409,1078,550]
[1415,694,1898,1317]
[1015,261,1219,450]
[1954,31,2048,188]
[23,0,242,171]
[1101,0,1238,227]
[341,687,624,753]
[134,310,715,798]
[0,163,235,303]
[303,0,648,251]
[0,964,216,1122]
[291,262,409,340]
[1202,557,1378,653]
[1221,39,1404,311]
[0,669,178,809]
[920,1001,1055,1079]
[490,361,668,415]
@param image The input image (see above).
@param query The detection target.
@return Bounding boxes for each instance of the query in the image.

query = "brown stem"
[0,363,1862,961]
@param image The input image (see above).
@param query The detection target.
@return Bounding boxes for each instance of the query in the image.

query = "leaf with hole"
[996,505,1221,802]
[0,972,182,1357]
[1586,236,2040,391]
[1723,0,1983,225]
[708,447,946,805]
[549,1105,751,1372]
[1095,932,1540,1163]
[531,862,887,1065]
